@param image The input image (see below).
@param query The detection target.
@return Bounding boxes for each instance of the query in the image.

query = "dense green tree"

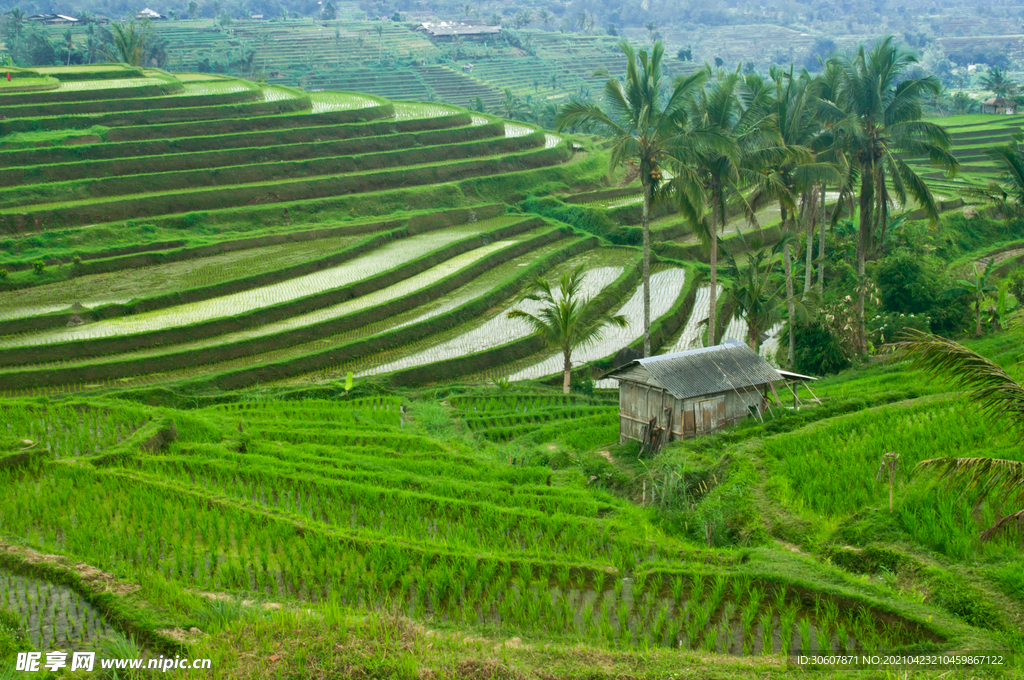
[557,40,709,356]
[874,249,940,315]
[507,265,627,394]
[819,36,958,354]
[321,1,337,20]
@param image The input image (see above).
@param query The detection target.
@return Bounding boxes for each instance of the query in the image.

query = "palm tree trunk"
[804,187,816,294]
[857,162,874,355]
[562,351,572,394]
[707,186,719,346]
[642,177,651,357]
[782,206,796,368]
[818,184,826,293]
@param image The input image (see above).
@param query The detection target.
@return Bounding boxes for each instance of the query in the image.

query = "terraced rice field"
[1,570,115,651]
[0,222,503,347]
[0,397,939,660]
[310,91,381,112]
[57,78,159,92]
[0,66,607,394]
[394,102,460,120]
[0,233,366,320]
[175,80,255,96]
[506,267,688,382]
[286,248,633,383]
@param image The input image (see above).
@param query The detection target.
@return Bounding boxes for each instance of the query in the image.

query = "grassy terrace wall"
[0,80,185,105]
[103,100,395,142]
[0,216,541,367]
[0,120,497,186]
[0,205,506,334]
[32,66,146,81]
[0,141,567,233]
[0,90,313,135]
[0,111,465,167]
[186,233,598,391]
[0,227,572,388]
[0,127,525,207]
[0,87,253,120]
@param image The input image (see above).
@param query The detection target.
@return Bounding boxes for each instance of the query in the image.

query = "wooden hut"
[981,97,1017,114]
[606,340,783,445]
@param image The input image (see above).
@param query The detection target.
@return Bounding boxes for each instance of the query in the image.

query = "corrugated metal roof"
[607,340,783,400]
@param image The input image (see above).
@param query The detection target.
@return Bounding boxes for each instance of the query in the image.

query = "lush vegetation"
[0,46,1023,679]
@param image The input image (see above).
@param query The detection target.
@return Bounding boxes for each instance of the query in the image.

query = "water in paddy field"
[0,569,115,651]
[510,268,687,382]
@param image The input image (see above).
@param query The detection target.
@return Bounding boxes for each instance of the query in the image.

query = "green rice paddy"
[0,65,1020,680]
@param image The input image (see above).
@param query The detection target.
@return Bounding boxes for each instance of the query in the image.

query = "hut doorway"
[694,397,724,435]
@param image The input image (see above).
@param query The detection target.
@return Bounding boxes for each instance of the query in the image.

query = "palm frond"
[916,456,1024,509]
[893,329,1024,435]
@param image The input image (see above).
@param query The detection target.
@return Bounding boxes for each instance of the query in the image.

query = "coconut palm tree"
[3,8,27,62]
[374,24,384,64]
[556,41,709,356]
[643,20,657,42]
[104,19,151,67]
[949,259,998,337]
[674,67,774,346]
[62,28,74,66]
[722,238,788,351]
[495,89,524,120]
[507,266,627,394]
[979,66,1018,99]
[757,65,842,365]
[895,330,1024,540]
[818,37,959,354]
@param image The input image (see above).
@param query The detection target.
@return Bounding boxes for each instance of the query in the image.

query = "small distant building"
[417,20,501,41]
[982,97,1018,114]
[27,13,80,24]
[136,8,168,20]
[250,14,264,20]
[606,340,785,444]
[462,63,473,72]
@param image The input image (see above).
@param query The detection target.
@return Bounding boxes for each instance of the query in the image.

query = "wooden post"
[876,452,900,513]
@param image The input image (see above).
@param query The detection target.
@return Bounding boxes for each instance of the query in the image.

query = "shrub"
[793,320,851,375]
[1007,267,1024,305]
[874,249,940,315]
[869,311,931,344]
[930,574,1002,629]
[0,606,27,663]
[32,260,45,274]
[0,269,7,279]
